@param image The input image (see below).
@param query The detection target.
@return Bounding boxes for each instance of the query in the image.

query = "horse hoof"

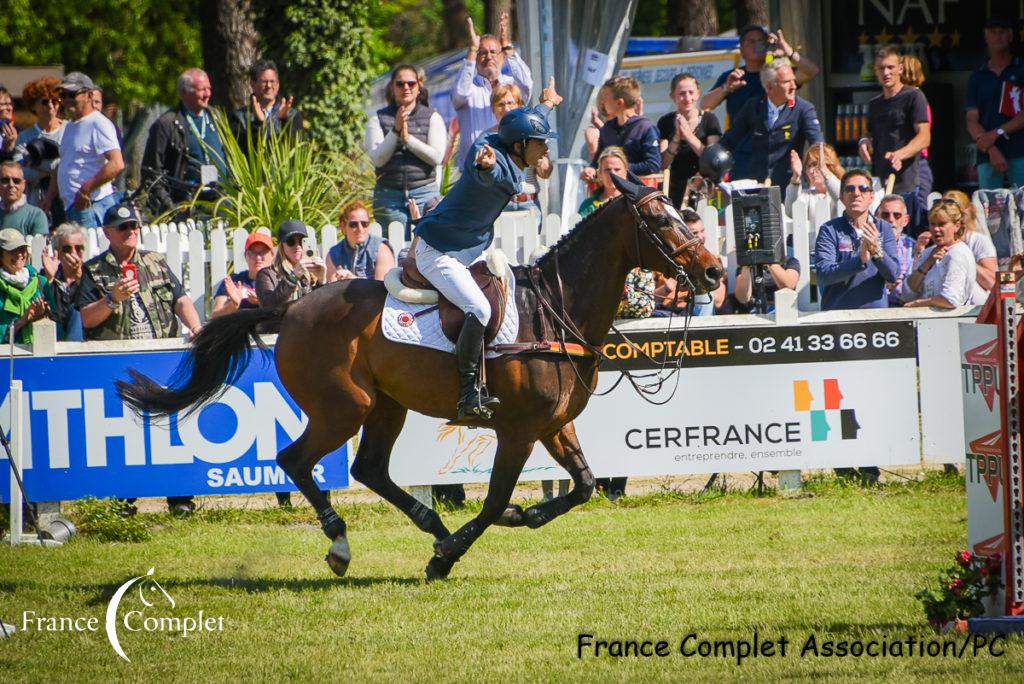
[425,555,454,581]
[496,504,525,527]
[325,536,351,577]
[524,506,548,529]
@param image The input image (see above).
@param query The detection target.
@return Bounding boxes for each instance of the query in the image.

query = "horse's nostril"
[705,266,723,284]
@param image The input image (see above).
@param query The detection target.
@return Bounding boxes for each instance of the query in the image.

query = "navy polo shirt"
[966,57,1024,164]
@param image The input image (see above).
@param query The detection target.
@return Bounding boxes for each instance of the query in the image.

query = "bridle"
[626,191,702,292]
[528,192,708,404]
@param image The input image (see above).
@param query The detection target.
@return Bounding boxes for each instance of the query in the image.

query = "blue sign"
[0,348,348,502]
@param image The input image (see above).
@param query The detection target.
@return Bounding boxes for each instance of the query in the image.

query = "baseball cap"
[244,232,274,252]
[57,72,96,95]
[103,202,143,228]
[277,219,308,242]
[739,24,769,40]
[985,16,1013,29]
[0,228,27,251]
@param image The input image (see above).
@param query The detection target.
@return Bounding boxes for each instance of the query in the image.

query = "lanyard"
[185,111,209,163]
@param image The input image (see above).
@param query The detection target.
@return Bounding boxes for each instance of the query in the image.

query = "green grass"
[2,474,1023,681]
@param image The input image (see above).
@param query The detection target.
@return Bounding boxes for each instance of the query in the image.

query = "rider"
[415,78,562,424]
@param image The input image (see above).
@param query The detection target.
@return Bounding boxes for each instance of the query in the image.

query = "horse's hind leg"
[349,393,450,541]
[497,422,595,529]
[277,411,366,577]
[426,436,533,580]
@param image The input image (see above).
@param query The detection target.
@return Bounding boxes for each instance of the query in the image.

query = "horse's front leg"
[425,436,534,580]
[516,421,594,528]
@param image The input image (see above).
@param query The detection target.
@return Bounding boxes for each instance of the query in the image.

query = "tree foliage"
[0,0,201,105]
[254,0,376,154]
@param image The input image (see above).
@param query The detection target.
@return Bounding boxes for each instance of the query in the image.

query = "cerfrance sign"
[0,349,348,502]
[388,321,920,485]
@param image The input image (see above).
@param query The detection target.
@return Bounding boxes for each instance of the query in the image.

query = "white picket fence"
[27,189,948,321]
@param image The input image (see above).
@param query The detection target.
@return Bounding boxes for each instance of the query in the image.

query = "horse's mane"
[533,195,625,268]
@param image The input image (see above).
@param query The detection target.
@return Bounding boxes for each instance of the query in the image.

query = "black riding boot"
[453,314,500,423]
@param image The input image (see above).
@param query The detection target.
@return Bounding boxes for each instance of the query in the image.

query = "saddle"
[384,242,508,345]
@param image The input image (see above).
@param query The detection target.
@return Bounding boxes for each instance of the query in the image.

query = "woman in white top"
[784,142,844,217]
[365,65,447,239]
[939,191,996,303]
[903,200,976,309]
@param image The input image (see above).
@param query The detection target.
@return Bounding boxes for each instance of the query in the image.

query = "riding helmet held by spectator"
[699,143,734,182]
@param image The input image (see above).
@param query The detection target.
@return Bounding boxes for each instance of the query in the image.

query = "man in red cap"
[211,232,274,318]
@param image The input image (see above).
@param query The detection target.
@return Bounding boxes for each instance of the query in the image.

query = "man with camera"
[702,26,820,179]
[76,202,202,341]
[75,201,202,515]
[0,162,48,237]
[142,68,226,216]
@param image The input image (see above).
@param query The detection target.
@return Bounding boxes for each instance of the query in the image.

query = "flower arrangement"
[916,551,1003,632]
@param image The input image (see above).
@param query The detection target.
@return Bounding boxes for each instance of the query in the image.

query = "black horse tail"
[116,304,289,418]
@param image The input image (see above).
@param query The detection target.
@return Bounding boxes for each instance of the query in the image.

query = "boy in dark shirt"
[581,76,661,182]
[859,45,930,193]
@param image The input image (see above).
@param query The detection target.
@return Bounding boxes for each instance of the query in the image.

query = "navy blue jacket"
[721,95,823,187]
[415,105,553,253]
[593,115,662,176]
[815,214,900,310]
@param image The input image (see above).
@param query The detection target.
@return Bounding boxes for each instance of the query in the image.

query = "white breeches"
[414,239,491,325]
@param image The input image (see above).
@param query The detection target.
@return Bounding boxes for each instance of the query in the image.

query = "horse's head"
[611,172,723,294]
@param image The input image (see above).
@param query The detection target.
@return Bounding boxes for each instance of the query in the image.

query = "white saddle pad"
[381,266,519,358]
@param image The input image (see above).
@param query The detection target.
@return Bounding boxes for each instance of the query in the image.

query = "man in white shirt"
[56,72,123,228]
[452,13,533,167]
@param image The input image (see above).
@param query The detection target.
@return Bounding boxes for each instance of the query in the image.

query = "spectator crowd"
[1,13,1022,504]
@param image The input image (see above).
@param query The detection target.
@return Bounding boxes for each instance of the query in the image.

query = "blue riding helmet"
[497,107,559,146]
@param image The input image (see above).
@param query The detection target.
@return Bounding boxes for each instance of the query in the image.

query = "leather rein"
[522,192,704,403]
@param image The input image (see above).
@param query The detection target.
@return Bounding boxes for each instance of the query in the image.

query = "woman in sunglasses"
[365,65,445,240]
[325,200,395,282]
[902,202,976,309]
[0,227,53,344]
[14,77,65,218]
[255,219,325,316]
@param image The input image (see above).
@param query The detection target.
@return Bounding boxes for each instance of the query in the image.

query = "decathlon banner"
[0,349,348,502]
[388,321,920,484]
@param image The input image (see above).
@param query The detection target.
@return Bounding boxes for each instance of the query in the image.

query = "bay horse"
[116,173,723,580]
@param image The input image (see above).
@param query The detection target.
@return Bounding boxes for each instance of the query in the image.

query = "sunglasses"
[116,222,140,232]
[0,177,24,185]
[284,235,305,246]
[879,211,903,220]
[348,220,370,228]
[843,184,873,194]
[61,244,85,255]
[394,80,418,89]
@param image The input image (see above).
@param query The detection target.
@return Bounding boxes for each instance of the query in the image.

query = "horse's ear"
[610,172,643,202]
[626,170,646,187]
